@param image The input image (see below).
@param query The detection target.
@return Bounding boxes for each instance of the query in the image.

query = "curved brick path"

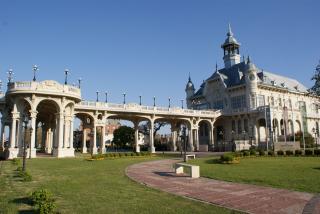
[126,159,319,214]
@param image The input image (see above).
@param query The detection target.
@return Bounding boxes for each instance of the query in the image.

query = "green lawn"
[0,156,235,214]
[189,156,320,193]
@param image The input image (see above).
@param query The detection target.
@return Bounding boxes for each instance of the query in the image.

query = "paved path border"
[126,159,319,214]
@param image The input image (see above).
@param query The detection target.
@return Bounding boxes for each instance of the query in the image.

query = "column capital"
[11,112,19,119]
[29,110,38,118]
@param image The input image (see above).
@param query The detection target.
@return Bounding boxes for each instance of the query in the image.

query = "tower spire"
[227,23,233,36]
[188,72,191,82]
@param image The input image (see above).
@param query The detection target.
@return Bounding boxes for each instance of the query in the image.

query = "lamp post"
[7,68,13,83]
[64,69,69,85]
[168,97,171,108]
[29,127,33,159]
[242,130,246,151]
[182,126,187,162]
[22,114,29,172]
[123,93,126,104]
[153,96,156,107]
[181,99,184,109]
[312,128,317,148]
[105,91,108,103]
[139,95,142,106]
[96,91,99,102]
[78,78,82,89]
[32,65,39,81]
[219,130,224,152]
[231,130,235,152]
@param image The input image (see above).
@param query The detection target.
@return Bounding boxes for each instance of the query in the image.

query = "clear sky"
[0,0,319,108]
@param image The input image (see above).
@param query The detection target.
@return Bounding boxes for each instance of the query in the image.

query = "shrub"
[258,150,265,156]
[314,149,320,156]
[220,153,235,163]
[31,189,56,214]
[277,150,284,156]
[16,167,32,182]
[130,152,135,156]
[243,151,250,157]
[305,149,313,156]
[295,150,302,156]
[285,150,294,156]
[11,158,20,165]
[250,150,257,156]
[118,153,123,157]
[268,151,275,156]
[136,152,141,156]
[234,152,243,158]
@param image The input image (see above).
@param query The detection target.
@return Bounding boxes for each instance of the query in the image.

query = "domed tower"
[185,74,195,108]
[244,56,258,109]
[221,24,241,69]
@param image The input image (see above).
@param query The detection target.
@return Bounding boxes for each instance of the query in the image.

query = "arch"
[257,118,267,146]
[287,120,294,136]
[34,98,61,113]
[35,99,62,156]
[295,120,302,133]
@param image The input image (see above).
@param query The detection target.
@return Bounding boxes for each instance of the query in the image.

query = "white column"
[82,128,87,153]
[69,119,74,149]
[194,129,199,151]
[58,113,64,149]
[149,120,155,153]
[29,111,37,157]
[209,125,214,151]
[101,126,106,153]
[92,126,97,154]
[10,115,18,149]
[134,123,140,153]
[63,117,69,148]
[0,121,4,150]
[172,128,177,152]
[188,128,194,152]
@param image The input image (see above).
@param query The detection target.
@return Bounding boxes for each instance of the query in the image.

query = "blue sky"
[0,0,319,108]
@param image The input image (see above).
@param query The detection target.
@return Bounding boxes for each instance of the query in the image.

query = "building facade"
[186,25,320,151]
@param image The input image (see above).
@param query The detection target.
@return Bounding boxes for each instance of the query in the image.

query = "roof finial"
[247,55,251,63]
[227,23,233,37]
[188,72,191,82]
[215,62,218,71]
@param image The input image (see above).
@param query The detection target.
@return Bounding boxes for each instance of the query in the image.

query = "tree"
[139,121,168,137]
[112,126,134,149]
[310,60,320,95]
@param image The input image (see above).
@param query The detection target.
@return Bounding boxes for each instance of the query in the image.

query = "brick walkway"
[126,159,319,214]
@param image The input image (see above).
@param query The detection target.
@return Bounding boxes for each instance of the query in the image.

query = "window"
[231,95,246,109]
[270,97,274,106]
[232,120,236,132]
[244,119,249,132]
[213,100,224,109]
[257,95,265,107]
[278,98,282,107]
[238,120,242,134]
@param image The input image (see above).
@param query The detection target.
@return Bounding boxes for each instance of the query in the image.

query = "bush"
[277,150,284,156]
[234,152,243,158]
[130,152,135,156]
[305,149,313,156]
[11,158,20,165]
[250,150,257,156]
[243,151,250,157]
[258,150,265,156]
[16,167,32,182]
[268,151,275,156]
[285,150,294,156]
[31,189,56,214]
[220,153,235,162]
[295,150,302,156]
[314,149,320,156]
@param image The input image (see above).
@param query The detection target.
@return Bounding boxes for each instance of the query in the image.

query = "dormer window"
[271,80,276,86]
[280,83,285,87]
[294,85,298,90]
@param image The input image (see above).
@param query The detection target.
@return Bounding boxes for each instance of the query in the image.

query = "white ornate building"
[186,25,320,151]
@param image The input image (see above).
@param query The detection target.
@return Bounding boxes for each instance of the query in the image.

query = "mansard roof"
[191,62,308,98]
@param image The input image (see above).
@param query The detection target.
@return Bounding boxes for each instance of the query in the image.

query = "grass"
[189,156,320,193]
[0,155,235,214]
